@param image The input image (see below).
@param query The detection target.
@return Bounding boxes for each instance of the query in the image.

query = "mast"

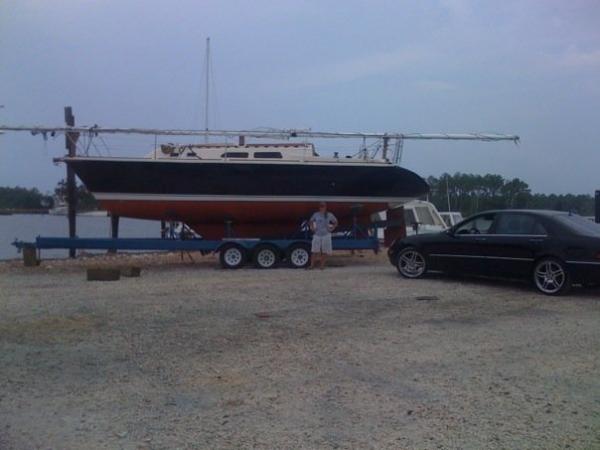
[204,37,210,144]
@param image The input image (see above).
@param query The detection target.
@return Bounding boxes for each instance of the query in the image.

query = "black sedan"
[388,209,600,295]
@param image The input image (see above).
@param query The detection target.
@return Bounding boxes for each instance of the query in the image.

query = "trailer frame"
[12,232,380,269]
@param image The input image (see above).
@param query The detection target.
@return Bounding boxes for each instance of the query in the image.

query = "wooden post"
[64,107,79,258]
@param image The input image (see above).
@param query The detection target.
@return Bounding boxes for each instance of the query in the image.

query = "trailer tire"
[286,243,311,269]
[219,243,247,269]
[253,244,280,269]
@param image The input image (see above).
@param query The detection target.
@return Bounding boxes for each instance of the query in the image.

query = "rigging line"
[90,139,104,157]
[98,136,112,156]
[84,134,94,156]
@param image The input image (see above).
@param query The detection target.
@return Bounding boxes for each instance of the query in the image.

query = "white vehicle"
[440,211,464,227]
[403,200,448,235]
[375,200,448,239]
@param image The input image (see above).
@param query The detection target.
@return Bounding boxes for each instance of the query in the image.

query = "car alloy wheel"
[533,258,571,295]
[397,248,427,278]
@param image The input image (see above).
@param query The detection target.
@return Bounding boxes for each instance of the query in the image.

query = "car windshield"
[555,214,600,237]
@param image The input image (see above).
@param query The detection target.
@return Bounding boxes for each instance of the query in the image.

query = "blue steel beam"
[12,236,379,252]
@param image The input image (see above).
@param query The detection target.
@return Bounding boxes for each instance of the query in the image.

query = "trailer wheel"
[286,243,311,269]
[253,244,280,269]
[219,243,247,269]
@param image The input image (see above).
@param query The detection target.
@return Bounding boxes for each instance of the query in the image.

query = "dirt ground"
[0,251,599,450]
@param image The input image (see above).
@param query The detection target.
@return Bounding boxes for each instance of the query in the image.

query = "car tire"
[533,257,571,296]
[396,247,427,279]
[219,243,247,269]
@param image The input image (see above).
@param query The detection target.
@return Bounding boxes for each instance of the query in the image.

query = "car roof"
[474,209,571,217]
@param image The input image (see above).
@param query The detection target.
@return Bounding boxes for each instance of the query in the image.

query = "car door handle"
[475,237,487,242]
[528,238,544,243]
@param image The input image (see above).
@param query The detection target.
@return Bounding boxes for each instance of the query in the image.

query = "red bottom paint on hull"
[100,200,388,239]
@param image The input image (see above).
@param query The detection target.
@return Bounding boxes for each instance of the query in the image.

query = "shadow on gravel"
[386,268,600,299]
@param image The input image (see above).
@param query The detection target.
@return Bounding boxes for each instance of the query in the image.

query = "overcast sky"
[1,0,599,194]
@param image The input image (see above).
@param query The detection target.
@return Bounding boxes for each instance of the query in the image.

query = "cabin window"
[253,152,283,159]
[404,209,417,226]
[221,152,249,158]
[414,206,443,226]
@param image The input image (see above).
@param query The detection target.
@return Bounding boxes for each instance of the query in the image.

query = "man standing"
[308,202,338,270]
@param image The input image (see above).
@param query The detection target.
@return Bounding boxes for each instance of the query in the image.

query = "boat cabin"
[148,142,390,164]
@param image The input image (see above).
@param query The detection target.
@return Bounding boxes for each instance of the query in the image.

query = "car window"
[494,214,547,235]
[455,214,495,235]
[532,221,548,235]
[555,214,600,237]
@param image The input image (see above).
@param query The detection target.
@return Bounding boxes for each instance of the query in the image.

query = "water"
[0,214,162,260]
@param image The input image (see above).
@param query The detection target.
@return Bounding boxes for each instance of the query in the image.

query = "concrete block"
[120,266,141,277]
[87,268,120,281]
[22,247,40,267]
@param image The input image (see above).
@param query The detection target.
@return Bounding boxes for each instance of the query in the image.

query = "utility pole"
[64,107,79,258]
[204,37,210,144]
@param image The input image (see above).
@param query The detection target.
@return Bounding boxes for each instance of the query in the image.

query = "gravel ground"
[0,252,599,449]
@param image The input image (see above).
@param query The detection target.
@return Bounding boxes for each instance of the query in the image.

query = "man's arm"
[328,213,338,231]
[309,213,316,232]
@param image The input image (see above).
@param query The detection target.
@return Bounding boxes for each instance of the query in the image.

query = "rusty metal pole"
[108,214,120,254]
[64,107,79,258]
[382,135,389,160]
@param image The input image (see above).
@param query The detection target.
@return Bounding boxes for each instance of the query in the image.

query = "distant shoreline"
[0,209,105,216]
[0,209,49,215]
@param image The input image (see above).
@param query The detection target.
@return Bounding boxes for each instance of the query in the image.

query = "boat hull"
[66,158,429,238]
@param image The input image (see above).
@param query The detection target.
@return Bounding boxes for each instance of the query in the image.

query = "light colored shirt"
[310,211,338,236]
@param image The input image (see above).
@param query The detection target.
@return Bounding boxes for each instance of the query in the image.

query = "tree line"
[0,173,596,216]
[427,173,596,217]
[0,180,97,211]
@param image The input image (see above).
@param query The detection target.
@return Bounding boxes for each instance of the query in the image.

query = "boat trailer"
[12,233,381,269]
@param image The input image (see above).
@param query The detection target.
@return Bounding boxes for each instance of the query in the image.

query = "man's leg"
[320,234,332,269]
[309,235,320,269]
[309,252,318,269]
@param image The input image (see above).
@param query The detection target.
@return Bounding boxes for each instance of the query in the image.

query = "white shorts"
[311,234,333,255]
